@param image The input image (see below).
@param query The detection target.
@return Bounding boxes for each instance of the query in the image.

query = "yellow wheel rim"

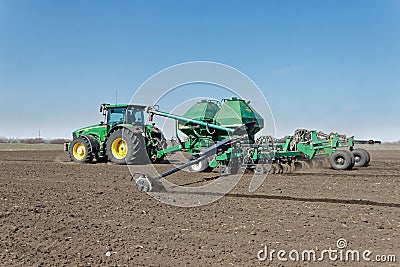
[72,142,86,160]
[111,138,128,159]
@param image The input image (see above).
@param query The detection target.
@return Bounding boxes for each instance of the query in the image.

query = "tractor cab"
[100,103,146,126]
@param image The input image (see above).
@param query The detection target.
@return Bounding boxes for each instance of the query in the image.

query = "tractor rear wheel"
[329,150,354,170]
[106,128,147,165]
[69,137,93,163]
[351,149,369,167]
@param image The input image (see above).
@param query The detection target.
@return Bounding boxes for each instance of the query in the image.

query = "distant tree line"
[0,137,69,144]
[384,140,400,145]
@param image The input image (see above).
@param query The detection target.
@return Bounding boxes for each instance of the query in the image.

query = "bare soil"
[0,149,399,266]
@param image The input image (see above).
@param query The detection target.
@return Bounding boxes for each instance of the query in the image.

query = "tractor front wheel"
[69,137,93,163]
[106,128,147,165]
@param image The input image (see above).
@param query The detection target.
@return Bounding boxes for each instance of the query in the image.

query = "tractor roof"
[105,103,146,109]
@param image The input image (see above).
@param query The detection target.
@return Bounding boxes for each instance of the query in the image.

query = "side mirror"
[100,102,107,114]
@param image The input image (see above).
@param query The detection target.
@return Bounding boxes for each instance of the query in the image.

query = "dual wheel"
[329,149,370,170]
[69,135,99,163]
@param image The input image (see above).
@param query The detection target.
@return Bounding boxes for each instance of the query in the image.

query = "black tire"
[187,155,213,172]
[69,137,93,163]
[356,148,370,165]
[351,149,368,167]
[85,135,100,155]
[348,152,355,170]
[105,128,147,165]
[330,150,353,170]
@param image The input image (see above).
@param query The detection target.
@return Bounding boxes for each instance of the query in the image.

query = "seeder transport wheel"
[329,150,354,170]
[356,148,371,167]
[351,149,369,167]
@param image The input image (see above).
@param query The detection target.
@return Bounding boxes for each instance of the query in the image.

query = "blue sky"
[0,0,399,141]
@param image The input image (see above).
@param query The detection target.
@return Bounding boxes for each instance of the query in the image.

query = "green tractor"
[65,102,167,164]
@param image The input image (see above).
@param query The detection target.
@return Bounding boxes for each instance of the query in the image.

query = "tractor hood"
[72,123,145,140]
[72,124,107,139]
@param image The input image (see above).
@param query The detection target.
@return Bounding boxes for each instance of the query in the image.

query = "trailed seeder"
[145,98,374,174]
[134,97,377,192]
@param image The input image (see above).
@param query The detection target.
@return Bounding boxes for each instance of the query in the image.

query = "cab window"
[126,108,144,125]
[107,108,125,124]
